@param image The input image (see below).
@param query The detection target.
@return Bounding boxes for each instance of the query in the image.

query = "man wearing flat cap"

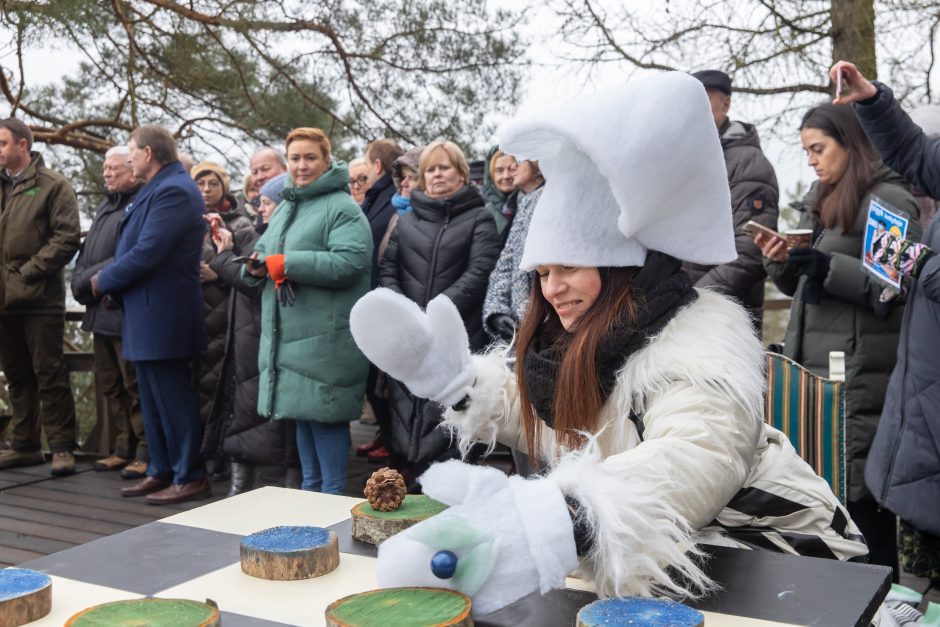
[687,69,779,334]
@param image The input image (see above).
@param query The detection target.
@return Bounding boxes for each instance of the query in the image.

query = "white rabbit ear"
[419,460,509,506]
[350,288,431,379]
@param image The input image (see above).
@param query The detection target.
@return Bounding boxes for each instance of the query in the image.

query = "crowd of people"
[0,60,936,605]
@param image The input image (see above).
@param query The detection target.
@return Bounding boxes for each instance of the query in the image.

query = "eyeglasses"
[351,175,369,187]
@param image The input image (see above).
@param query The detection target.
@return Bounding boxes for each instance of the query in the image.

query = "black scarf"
[522,252,698,428]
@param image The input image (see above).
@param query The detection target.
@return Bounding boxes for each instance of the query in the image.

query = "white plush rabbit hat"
[498,71,737,271]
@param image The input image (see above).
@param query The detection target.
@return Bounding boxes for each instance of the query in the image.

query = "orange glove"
[265,254,286,285]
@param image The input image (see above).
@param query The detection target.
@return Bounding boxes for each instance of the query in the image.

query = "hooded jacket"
[71,185,140,336]
[441,290,867,597]
[247,161,373,423]
[764,167,920,503]
[683,119,779,330]
[0,152,80,314]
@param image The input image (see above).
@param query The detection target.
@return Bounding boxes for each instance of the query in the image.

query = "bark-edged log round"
[65,598,220,626]
[0,568,51,627]
[575,597,704,627]
[240,525,340,580]
[325,587,473,626]
[351,495,447,545]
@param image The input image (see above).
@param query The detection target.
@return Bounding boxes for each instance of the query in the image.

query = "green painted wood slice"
[65,598,221,627]
[326,587,472,627]
[351,495,447,545]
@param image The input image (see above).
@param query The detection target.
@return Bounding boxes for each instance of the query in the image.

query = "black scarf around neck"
[522,252,698,428]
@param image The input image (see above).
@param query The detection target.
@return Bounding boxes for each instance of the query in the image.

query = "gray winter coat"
[482,186,543,335]
[684,119,779,331]
[765,167,920,503]
[855,82,940,535]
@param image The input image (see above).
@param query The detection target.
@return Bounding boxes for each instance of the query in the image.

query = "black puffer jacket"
[198,203,257,459]
[379,185,501,349]
[71,185,140,337]
[684,119,779,331]
[210,228,299,468]
[378,185,500,464]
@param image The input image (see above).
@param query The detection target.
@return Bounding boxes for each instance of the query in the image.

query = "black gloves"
[787,247,830,282]
[276,280,296,307]
[487,313,517,342]
[788,248,829,305]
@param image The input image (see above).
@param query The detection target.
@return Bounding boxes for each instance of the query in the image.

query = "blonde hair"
[285,127,331,160]
[488,149,516,180]
[418,140,469,191]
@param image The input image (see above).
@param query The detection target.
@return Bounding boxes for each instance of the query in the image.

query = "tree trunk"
[831,0,877,79]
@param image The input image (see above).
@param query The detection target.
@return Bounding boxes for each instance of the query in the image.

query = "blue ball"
[430,550,459,579]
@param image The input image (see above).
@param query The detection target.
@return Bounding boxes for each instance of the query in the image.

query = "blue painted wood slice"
[0,567,53,626]
[576,597,704,627]
[240,525,339,580]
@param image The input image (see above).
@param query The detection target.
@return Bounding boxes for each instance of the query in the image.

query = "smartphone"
[232,256,264,269]
[744,220,784,241]
[836,69,843,98]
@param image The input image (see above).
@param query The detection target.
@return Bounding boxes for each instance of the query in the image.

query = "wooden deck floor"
[0,418,379,567]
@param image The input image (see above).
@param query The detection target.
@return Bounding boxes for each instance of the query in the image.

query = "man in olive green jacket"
[0,118,80,476]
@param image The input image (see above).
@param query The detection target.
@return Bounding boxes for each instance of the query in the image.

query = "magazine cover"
[863,196,909,289]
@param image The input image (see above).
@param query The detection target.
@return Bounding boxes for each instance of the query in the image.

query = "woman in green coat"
[245,127,373,494]
[755,103,920,579]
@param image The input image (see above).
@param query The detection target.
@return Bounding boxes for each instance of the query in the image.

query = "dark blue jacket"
[360,172,396,285]
[854,82,940,199]
[857,83,940,535]
[96,161,207,362]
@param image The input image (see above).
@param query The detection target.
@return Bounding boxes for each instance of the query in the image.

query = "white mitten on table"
[350,288,474,406]
[375,460,579,615]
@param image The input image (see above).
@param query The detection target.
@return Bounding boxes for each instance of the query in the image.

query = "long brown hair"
[800,103,877,233]
[515,267,639,457]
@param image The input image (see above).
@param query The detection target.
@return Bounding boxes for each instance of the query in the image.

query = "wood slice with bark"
[0,568,52,627]
[351,494,448,545]
[240,525,339,580]
[576,597,704,627]
[65,598,220,626]
[325,587,472,626]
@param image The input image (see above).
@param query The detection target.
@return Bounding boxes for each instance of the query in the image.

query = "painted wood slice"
[325,587,472,627]
[0,567,52,626]
[576,597,704,627]
[240,525,339,580]
[65,598,220,627]
[351,495,447,545]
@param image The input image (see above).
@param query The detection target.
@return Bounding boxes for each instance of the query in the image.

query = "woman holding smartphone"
[755,102,920,579]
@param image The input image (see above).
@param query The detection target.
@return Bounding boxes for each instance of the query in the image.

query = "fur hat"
[497,71,736,271]
[190,161,231,196]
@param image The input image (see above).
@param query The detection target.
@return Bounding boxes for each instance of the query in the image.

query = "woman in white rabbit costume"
[350,72,867,616]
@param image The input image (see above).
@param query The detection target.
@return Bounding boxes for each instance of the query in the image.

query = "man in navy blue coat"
[92,125,210,505]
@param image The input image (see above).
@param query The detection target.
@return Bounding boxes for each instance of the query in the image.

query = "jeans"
[295,420,350,494]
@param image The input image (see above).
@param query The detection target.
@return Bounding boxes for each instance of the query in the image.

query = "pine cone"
[365,467,406,512]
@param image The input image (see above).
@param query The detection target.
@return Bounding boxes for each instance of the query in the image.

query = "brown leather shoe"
[121,459,148,479]
[145,478,212,505]
[94,454,130,471]
[121,476,171,497]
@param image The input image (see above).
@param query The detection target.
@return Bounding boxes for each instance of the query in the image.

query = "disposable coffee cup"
[786,229,813,249]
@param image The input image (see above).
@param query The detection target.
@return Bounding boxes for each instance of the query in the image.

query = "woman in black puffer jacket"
[379,140,501,485]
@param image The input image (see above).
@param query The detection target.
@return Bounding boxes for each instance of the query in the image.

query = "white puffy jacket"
[442,290,869,598]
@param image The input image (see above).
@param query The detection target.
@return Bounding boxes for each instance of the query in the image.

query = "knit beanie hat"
[259,172,289,204]
[497,71,736,271]
[191,161,231,196]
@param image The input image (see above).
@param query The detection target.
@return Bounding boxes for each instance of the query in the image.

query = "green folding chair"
[764,352,847,505]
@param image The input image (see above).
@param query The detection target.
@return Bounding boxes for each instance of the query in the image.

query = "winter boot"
[227,461,255,497]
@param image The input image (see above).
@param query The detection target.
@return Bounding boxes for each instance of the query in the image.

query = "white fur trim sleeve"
[440,348,527,457]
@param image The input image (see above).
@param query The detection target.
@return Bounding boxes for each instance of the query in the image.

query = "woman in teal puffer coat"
[245,127,373,494]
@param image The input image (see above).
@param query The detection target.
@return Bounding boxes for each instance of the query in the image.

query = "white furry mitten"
[375,460,579,615]
[350,288,474,406]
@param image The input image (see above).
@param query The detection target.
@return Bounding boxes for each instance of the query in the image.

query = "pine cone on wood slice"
[365,467,407,512]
